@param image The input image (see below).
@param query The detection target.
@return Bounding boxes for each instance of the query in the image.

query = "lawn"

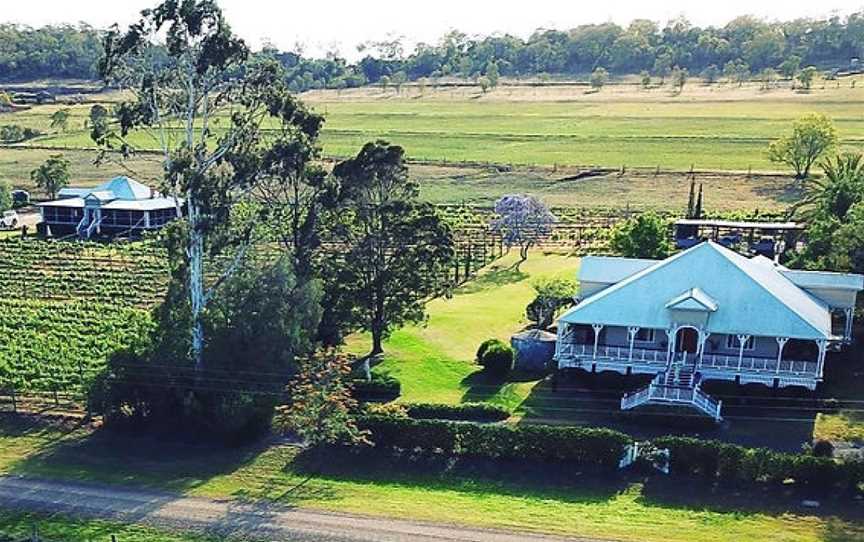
[346,251,578,409]
[0,511,219,542]
[1,418,863,542]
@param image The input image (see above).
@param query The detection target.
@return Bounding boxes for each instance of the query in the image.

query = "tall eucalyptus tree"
[96,0,318,370]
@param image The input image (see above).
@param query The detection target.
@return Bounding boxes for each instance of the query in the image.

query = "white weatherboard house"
[555,241,863,421]
[38,177,181,239]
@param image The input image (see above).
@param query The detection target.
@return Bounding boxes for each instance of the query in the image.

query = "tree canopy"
[790,155,864,284]
[328,141,455,363]
[9,11,864,89]
[492,194,556,269]
[30,154,70,199]
[609,213,671,259]
[768,114,838,179]
[0,180,11,212]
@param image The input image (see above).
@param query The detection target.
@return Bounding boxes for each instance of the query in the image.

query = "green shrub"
[359,415,630,470]
[478,340,514,377]
[404,402,511,422]
[476,338,503,362]
[360,415,459,454]
[791,455,841,491]
[351,373,401,403]
[653,436,721,478]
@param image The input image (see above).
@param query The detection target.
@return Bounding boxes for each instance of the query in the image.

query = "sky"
[6,0,864,59]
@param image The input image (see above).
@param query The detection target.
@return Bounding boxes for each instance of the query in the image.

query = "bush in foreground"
[355,417,864,493]
[476,339,514,377]
[359,415,630,470]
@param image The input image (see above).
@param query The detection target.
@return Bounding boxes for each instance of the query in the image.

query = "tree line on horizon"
[5,12,864,90]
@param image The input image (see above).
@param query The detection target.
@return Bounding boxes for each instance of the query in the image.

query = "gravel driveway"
[0,475,605,542]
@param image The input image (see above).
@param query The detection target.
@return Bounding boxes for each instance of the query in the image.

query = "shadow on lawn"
[290,446,627,505]
[637,475,864,526]
[453,265,528,295]
[459,369,541,404]
[752,177,805,205]
[4,417,270,496]
[460,370,508,403]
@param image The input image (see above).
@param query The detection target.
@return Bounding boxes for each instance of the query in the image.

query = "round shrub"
[478,341,514,377]
[476,338,505,363]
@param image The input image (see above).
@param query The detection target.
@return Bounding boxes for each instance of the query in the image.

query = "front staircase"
[76,210,102,240]
[621,358,722,422]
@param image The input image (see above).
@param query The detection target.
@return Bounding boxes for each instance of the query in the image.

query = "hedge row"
[357,417,864,492]
[654,436,864,492]
[351,374,401,403]
[359,415,630,469]
[403,402,511,422]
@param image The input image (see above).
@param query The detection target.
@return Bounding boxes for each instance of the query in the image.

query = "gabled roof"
[665,288,718,312]
[560,241,835,340]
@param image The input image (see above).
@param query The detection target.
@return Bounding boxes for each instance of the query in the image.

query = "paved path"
[0,476,604,542]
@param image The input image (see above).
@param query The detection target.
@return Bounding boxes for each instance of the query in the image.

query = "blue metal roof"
[559,241,835,340]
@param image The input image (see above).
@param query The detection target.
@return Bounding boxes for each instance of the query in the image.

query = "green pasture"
[8,91,864,171]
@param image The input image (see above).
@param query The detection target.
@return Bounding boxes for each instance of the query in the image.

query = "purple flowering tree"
[492,194,556,270]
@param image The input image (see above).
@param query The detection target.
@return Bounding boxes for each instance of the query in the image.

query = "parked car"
[0,210,19,229]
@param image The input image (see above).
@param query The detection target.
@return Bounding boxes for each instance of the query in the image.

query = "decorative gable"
[665,288,718,312]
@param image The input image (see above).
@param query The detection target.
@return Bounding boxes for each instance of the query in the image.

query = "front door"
[675,328,699,354]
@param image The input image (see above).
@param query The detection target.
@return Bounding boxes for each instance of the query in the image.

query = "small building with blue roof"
[38,176,182,239]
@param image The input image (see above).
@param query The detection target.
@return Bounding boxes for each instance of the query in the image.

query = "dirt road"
[0,475,604,542]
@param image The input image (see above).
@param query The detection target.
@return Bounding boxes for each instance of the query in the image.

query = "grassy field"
[0,511,219,542]
[5,79,864,175]
[1,417,863,542]
[0,146,165,194]
[0,145,802,212]
[346,251,576,408]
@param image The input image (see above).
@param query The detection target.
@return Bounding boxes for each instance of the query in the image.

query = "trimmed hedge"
[359,415,630,470]
[653,436,864,492]
[404,402,511,422]
[351,373,401,403]
[356,417,864,492]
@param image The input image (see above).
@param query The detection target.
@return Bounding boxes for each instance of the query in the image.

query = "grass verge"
[1,417,863,542]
